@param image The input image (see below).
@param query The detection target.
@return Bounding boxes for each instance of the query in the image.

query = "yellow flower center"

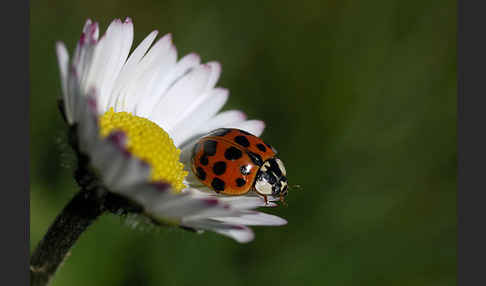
[99,108,187,191]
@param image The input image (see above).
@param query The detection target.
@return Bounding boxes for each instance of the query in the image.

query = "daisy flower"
[55,18,287,243]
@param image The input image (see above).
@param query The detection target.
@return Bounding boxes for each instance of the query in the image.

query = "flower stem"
[30,189,106,286]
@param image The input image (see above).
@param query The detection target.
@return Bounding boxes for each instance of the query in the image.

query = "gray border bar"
[1,0,29,284]
[459,0,486,285]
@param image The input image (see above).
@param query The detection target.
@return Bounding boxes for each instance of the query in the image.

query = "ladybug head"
[254,157,288,198]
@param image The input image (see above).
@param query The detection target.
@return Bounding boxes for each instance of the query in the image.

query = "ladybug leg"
[279,194,287,206]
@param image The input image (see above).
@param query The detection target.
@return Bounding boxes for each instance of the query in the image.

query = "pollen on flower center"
[99,108,187,191]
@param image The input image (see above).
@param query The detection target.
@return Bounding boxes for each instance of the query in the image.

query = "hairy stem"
[30,189,105,286]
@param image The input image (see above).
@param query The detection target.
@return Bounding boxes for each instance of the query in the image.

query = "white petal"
[125,182,174,209]
[146,53,201,118]
[227,120,265,137]
[101,19,135,109]
[182,219,255,243]
[110,30,158,111]
[170,88,229,146]
[56,42,69,94]
[66,67,84,123]
[129,34,178,116]
[101,133,152,190]
[204,62,222,91]
[151,64,212,130]
[56,42,72,123]
[194,110,247,134]
[151,196,229,219]
[181,206,242,222]
[85,19,132,112]
[76,94,100,152]
[212,211,287,226]
[75,22,99,91]
[165,63,225,132]
[213,227,254,243]
[216,196,278,209]
[81,19,99,40]
[176,110,247,148]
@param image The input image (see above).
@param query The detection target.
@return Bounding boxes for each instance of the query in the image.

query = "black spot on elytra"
[203,140,218,156]
[240,165,251,175]
[256,143,266,152]
[248,151,263,166]
[213,161,227,175]
[196,167,206,180]
[209,128,231,137]
[199,154,208,166]
[236,178,246,187]
[234,136,250,147]
[211,178,225,192]
[224,147,243,160]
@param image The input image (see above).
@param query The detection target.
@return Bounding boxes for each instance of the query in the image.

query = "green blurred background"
[30,0,456,285]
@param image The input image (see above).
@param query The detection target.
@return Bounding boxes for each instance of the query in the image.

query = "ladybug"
[191,128,288,204]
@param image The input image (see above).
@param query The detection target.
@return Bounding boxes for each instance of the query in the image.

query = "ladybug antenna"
[289,184,302,191]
